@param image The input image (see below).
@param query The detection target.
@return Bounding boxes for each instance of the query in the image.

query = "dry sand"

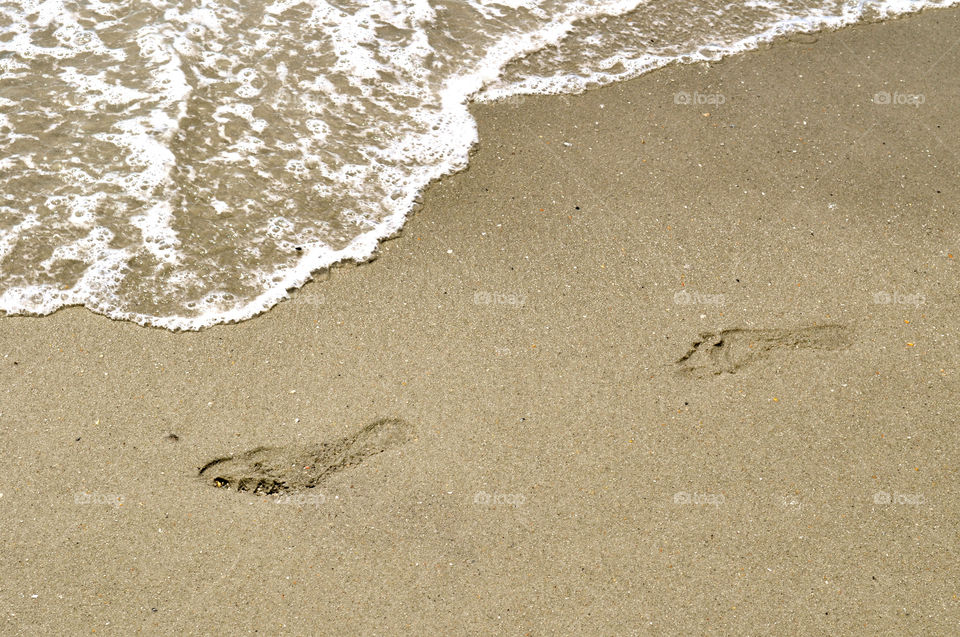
[2,7,959,635]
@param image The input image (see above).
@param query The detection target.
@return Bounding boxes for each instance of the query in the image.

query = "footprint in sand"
[675,325,852,377]
[198,417,414,494]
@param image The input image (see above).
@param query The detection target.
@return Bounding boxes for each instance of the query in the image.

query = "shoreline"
[4,5,957,332]
[2,6,959,634]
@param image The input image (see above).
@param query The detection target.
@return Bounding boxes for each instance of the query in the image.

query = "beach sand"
[2,7,959,634]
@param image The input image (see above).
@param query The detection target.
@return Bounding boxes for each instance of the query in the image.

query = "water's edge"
[2,1,955,331]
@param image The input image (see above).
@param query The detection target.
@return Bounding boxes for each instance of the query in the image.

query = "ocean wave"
[0,0,954,329]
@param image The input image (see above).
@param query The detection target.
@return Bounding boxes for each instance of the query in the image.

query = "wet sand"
[2,7,959,634]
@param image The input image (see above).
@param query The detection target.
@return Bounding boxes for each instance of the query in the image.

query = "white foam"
[58,67,150,109]
[130,201,182,266]
[0,214,41,262]
[479,0,960,100]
